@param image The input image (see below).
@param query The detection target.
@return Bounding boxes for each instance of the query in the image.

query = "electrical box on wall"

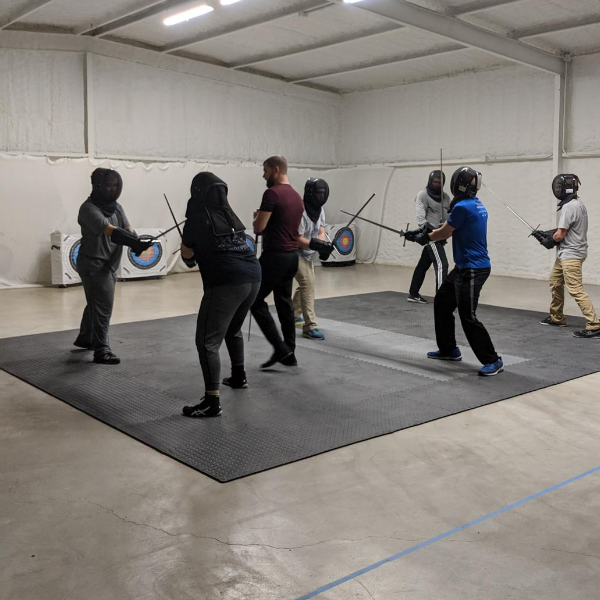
[117,228,168,280]
[50,231,82,287]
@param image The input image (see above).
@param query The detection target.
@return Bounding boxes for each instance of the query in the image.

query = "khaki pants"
[549,258,599,330]
[293,255,317,332]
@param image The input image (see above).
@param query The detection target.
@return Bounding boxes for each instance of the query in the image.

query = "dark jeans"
[196,281,260,392]
[250,251,299,355]
[409,241,448,295]
[434,267,499,365]
[75,256,116,358]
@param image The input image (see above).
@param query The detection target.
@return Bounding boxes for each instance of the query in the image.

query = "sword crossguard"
[403,223,410,247]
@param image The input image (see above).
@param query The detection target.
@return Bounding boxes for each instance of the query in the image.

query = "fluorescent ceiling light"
[343,0,363,3]
[221,0,243,5]
[164,4,213,26]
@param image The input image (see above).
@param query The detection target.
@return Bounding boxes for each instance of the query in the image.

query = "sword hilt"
[403,223,409,247]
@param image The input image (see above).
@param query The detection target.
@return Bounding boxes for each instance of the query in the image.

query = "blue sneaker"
[295,316,305,328]
[479,357,504,377]
[427,347,462,361]
[303,328,325,341]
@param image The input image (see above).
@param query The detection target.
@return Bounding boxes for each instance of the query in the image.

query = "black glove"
[182,254,197,268]
[110,228,153,255]
[404,227,430,246]
[309,238,334,261]
[532,229,557,249]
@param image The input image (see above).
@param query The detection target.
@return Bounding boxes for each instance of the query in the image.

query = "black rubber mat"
[1,291,598,482]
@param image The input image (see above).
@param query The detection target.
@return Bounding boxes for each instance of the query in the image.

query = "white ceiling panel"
[525,23,600,57]
[311,48,512,93]
[252,28,462,81]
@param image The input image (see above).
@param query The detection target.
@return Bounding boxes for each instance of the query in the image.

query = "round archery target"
[68,238,82,271]
[245,233,256,253]
[127,239,163,270]
[333,227,354,256]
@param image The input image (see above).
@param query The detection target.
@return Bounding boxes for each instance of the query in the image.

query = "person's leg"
[429,242,449,293]
[272,252,299,352]
[433,268,459,356]
[548,259,567,325]
[295,257,318,333]
[292,270,303,321]
[409,246,433,297]
[74,292,93,348]
[562,259,600,332]
[455,268,500,366]
[223,281,261,387]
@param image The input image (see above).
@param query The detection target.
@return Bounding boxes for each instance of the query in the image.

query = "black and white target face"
[245,234,256,253]
[68,238,82,272]
[333,227,354,256]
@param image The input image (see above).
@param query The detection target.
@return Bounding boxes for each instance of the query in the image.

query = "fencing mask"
[304,178,330,223]
[552,174,580,210]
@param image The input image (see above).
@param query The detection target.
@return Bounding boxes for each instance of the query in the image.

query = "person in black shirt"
[180,172,262,418]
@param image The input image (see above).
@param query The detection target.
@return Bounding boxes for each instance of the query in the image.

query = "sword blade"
[503,204,535,231]
[344,193,375,229]
[154,219,187,239]
[340,210,405,236]
[163,194,184,239]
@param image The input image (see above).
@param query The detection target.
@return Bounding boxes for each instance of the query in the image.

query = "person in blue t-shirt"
[404,167,503,377]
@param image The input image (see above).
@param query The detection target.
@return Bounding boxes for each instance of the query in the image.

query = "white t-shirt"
[558,198,588,260]
[298,209,325,260]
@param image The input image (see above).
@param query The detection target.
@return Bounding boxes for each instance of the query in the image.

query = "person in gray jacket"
[408,170,451,303]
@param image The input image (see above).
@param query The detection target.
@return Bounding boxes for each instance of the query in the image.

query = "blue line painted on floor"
[293,464,600,600]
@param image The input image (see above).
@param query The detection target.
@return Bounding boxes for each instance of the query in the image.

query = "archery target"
[322,223,356,266]
[244,232,256,254]
[51,232,82,286]
[118,229,168,279]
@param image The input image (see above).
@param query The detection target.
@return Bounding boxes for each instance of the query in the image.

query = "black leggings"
[409,241,448,295]
[196,281,260,392]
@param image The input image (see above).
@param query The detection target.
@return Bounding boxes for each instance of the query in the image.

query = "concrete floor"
[1,264,600,600]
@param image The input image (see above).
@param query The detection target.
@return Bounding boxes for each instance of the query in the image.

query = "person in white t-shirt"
[294,178,333,340]
[533,174,600,338]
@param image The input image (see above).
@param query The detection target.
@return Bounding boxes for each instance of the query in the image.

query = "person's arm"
[415,194,427,228]
[253,210,272,234]
[318,225,326,241]
[429,222,454,242]
[180,243,195,259]
[553,228,567,242]
[298,235,311,249]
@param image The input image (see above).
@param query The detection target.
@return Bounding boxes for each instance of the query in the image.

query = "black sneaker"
[540,316,566,327]
[407,294,428,304]
[73,339,92,350]
[93,352,121,365]
[182,396,222,418]
[573,329,600,339]
[223,376,248,389]
[260,351,297,369]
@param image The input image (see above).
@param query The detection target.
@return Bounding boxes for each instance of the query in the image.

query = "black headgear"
[426,170,445,202]
[449,166,481,211]
[552,174,580,210]
[90,168,122,216]
[304,178,329,223]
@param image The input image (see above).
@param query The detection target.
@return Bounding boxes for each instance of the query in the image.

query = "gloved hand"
[182,254,197,268]
[532,229,557,249]
[404,228,430,246]
[132,239,153,256]
[111,228,152,255]
[309,238,334,261]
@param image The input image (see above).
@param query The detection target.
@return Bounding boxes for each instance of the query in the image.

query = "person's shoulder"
[415,189,429,201]
[79,199,98,216]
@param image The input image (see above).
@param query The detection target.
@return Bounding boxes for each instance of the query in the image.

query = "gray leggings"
[196,282,260,392]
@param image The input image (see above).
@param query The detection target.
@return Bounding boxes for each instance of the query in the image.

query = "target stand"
[51,231,82,286]
[321,223,356,267]
[118,228,168,281]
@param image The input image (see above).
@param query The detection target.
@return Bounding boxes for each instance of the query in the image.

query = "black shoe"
[73,339,92,350]
[182,396,222,418]
[540,315,566,327]
[93,352,121,365]
[223,376,248,389]
[573,328,600,339]
[260,351,297,369]
[407,294,428,304]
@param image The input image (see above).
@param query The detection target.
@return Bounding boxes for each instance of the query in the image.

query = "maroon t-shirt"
[259,183,304,253]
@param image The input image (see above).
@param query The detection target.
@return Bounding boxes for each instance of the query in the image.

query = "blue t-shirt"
[446,197,491,269]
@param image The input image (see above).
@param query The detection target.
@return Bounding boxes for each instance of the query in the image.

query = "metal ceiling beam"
[231,0,526,71]
[516,15,600,40]
[161,1,331,54]
[289,45,467,83]
[354,0,564,74]
[0,0,55,29]
[78,0,191,37]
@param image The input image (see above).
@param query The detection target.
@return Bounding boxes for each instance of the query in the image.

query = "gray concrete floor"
[1,264,600,600]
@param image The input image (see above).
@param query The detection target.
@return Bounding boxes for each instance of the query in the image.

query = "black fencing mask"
[426,170,445,201]
[186,172,245,236]
[449,166,481,211]
[552,174,580,210]
[304,178,329,223]
[90,168,122,216]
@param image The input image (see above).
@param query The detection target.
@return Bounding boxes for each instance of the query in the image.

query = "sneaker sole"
[479,367,504,377]
[540,322,566,327]
[427,355,462,361]
[302,334,324,340]
[222,381,248,389]
[407,298,427,304]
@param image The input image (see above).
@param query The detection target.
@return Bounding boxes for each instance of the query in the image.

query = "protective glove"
[532,229,557,249]
[404,227,430,246]
[182,254,197,268]
[111,228,153,255]
[309,238,334,261]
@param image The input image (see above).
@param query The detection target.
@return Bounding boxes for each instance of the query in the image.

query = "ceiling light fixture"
[164,4,214,26]
[343,0,364,3]
[220,0,243,5]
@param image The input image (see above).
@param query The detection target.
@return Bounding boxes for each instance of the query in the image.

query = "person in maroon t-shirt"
[250,156,305,368]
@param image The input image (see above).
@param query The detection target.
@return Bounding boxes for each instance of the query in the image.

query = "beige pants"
[549,258,599,330]
[293,256,317,332]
